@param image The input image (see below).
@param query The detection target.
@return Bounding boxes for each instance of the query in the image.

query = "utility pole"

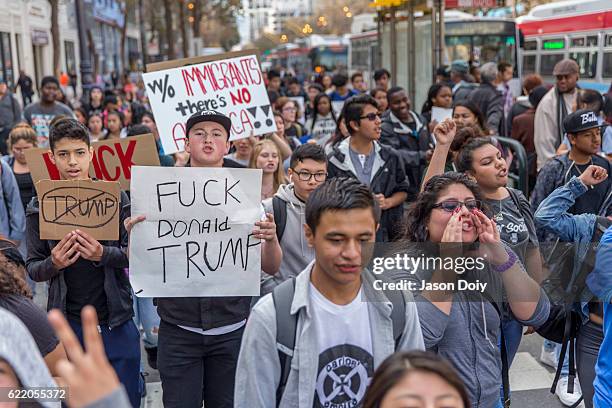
[75,0,93,100]
[138,0,148,70]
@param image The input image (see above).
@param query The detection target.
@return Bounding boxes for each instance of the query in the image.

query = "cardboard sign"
[128,166,262,297]
[143,50,276,154]
[25,134,160,191]
[37,179,120,240]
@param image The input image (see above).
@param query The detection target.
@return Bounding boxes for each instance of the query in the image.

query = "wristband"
[491,248,517,273]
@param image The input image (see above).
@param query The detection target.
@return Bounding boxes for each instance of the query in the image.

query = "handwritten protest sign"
[37,179,120,240]
[143,50,276,154]
[25,134,160,191]
[128,166,263,297]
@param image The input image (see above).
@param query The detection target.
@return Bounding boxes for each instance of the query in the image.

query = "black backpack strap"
[272,278,297,407]
[382,289,406,349]
[272,196,287,242]
[550,304,583,408]
[482,295,510,407]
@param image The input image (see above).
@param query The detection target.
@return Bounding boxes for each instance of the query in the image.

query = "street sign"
[445,0,498,8]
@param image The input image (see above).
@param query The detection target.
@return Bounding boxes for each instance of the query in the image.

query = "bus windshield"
[446,35,516,66]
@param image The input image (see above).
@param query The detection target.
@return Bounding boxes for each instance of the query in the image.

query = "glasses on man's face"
[189,130,225,141]
[12,147,29,154]
[294,171,327,182]
[432,199,481,213]
[359,112,381,122]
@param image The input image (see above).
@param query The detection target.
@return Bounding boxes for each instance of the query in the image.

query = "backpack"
[272,196,287,241]
[272,278,406,407]
[536,216,612,407]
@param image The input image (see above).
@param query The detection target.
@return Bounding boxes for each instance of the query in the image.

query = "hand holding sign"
[253,213,277,242]
[51,232,80,270]
[74,230,104,262]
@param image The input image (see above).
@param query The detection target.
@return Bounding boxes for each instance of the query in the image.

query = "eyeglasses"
[432,199,481,213]
[359,113,381,122]
[282,107,297,112]
[294,171,327,182]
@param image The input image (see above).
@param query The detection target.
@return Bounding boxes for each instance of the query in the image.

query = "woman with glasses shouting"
[327,94,411,242]
[422,119,546,404]
[398,171,549,408]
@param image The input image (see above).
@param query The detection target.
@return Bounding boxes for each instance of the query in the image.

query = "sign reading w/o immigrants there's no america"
[128,166,263,297]
[143,50,276,155]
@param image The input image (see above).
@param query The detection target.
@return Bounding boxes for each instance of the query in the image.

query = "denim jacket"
[0,159,25,241]
[534,176,599,321]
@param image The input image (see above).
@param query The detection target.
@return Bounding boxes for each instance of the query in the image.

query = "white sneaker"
[540,345,558,368]
[555,376,583,406]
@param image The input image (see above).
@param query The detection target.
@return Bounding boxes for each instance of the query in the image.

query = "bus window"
[445,36,472,62]
[606,35,612,47]
[571,37,585,47]
[540,54,564,76]
[604,53,612,78]
[522,55,536,75]
[570,52,597,79]
[524,40,537,51]
[586,36,598,47]
[474,35,514,64]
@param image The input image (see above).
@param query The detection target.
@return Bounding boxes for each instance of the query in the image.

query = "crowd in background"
[0,55,611,408]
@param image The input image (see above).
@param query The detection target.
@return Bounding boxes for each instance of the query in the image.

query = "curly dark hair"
[0,253,32,298]
[403,172,488,242]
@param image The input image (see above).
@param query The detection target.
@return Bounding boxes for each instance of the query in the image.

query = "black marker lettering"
[147,244,181,283]
[203,179,220,206]
[156,182,178,212]
[178,181,196,207]
[225,179,241,204]
[186,241,205,278]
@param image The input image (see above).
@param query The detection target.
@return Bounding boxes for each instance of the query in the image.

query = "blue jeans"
[69,318,142,407]
[498,317,524,405]
[544,339,570,376]
[132,295,160,349]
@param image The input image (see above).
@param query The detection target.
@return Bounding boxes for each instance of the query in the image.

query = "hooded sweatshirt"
[261,184,314,295]
[0,308,59,408]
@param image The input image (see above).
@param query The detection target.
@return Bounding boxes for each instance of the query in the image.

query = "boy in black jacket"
[25,118,140,407]
[327,94,410,241]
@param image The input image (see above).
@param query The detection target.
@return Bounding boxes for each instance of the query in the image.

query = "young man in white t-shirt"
[235,177,424,408]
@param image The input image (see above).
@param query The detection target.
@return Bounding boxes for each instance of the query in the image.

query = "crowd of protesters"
[0,55,611,408]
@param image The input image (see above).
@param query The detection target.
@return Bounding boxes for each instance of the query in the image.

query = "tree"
[49,0,61,77]
[120,0,133,72]
[198,0,242,51]
[162,0,176,59]
[179,0,189,57]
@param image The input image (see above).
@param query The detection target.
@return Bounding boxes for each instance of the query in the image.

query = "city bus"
[516,0,612,93]
[352,11,519,108]
[262,36,349,75]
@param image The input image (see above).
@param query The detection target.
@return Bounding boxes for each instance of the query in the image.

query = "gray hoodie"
[261,184,314,295]
[235,262,425,408]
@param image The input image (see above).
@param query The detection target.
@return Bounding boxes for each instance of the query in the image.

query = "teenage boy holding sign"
[125,110,282,408]
[24,118,140,406]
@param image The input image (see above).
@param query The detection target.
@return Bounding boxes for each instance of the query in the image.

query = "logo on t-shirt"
[314,344,373,408]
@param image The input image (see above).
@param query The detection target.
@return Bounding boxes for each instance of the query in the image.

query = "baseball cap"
[185,110,232,137]
[553,59,579,76]
[562,109,605,134]
[449,60,469,74]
